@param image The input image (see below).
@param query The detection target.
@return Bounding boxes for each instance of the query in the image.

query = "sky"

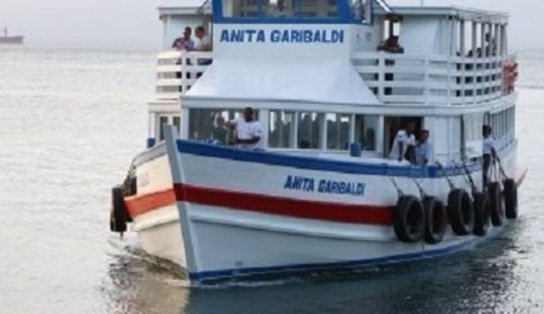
[0,0,542,51]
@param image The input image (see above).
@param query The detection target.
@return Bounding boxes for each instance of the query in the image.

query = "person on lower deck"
[389,121,416,162]
[415,129,433,166]
[226,107,263,150]
[482,124,498,187]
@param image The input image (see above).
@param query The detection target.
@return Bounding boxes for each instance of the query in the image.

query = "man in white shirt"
[415,129,433,166]
[194,26,212,52]
[389,121,416,162]
[227,107,263,150]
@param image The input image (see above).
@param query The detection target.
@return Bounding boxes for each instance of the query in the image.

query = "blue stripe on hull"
[189,237,481,282]
[176,140,481,178]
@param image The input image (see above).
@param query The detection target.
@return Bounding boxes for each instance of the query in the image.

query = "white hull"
[122,128,525,282]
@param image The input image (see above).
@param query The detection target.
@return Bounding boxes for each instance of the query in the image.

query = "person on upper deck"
[415,129,433,166]
[171,27,195,51]
[389,121,416,162]
[226,107,263,150]
[482,124,498,187]
[194,26,212,52]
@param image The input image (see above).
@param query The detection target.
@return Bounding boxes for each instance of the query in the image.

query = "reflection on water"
[2,47,544,313]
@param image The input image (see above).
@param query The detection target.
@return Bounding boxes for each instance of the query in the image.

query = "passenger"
[415,129,433,166]
[171,27,195,51]
[194,26,212,52]
[482,124,498,187]
[212,116,228,145]
[389,121,416,162]
[226,107,263,150]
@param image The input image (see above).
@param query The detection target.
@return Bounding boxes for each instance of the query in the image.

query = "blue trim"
[189,237,477,282]
[214,18,353,25]
[176,140,480,178]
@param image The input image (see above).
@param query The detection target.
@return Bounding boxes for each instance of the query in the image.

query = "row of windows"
[219,0,369,21]
[187,109,379,151]
[487,106,515,150]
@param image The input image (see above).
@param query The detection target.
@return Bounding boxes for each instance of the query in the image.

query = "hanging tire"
[423,196,447,244]
[394,195,425,243]
[110,185,128,233]
[447,189,474,236]
[503,178,518,219]
[488,182,504,226]
[473,192,491,236]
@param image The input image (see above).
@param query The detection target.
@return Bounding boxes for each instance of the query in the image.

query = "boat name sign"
[220,29,344,44]
[283,175,365,196]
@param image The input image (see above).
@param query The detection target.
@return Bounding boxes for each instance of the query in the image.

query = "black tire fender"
[110,185,128,233]
[422,196,447,244]
[488,182,504,226]
[473,192,491,236]
[394,195,425,243]
[503,178,518,219]
[448,189,474,236]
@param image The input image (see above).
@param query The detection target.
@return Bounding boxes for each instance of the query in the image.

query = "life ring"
[110,185,128,233]
[472,192,491,236]
[503,178,518,219]
[422,196,447,244]
[394,195,425,243]
[447,189,474,236]
[488,182,504,226]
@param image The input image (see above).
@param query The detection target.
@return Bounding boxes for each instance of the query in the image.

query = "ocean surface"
[0,46,543,314]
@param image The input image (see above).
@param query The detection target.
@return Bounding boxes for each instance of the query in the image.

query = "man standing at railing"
[194,26,212,52]
[171,27,195,51]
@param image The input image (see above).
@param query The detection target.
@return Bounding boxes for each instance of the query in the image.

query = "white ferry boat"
[110,0,525,283]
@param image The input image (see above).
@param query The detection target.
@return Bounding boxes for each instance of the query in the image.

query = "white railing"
[154,50,514,106]
[352,51,515,106]
[155,51,213,100]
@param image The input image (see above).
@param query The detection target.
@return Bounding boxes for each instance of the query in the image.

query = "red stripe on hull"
[174,183,393,225]
[125,188,176,218]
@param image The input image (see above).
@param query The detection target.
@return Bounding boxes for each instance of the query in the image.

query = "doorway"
[383,116,422,157]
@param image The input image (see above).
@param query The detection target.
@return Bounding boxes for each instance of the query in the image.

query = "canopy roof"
[183,60,380,106]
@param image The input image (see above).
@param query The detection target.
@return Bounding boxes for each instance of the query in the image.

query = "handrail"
[352,51,516,106]
[155,50,213,100]
[153,49,515,105]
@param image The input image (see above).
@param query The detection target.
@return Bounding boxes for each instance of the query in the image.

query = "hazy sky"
[0,0,541,51]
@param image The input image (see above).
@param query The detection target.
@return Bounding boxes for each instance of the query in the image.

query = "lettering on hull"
[220,29,344,44]
[283,175,365,196]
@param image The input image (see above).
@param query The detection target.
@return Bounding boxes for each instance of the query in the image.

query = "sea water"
[0,47,543,313]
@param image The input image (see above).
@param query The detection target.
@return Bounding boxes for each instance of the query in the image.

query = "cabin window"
[221,0,344,19]
[354,115,378,151]
[188,109,233,144]
[269,110,295,148]
[326,113,350,150]
[297,112,323,149]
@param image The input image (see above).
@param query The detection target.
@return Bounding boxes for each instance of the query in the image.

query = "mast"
[3,27,7,37]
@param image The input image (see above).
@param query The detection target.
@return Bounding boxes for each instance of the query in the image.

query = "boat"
[110,0,526,283]
[0,27,24,45]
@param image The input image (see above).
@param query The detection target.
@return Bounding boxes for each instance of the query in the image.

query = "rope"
[436,161,455,190]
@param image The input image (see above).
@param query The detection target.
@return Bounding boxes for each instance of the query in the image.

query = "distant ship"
[0,27,24,45]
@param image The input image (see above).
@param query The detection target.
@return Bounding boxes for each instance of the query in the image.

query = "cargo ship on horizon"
[0,27,24,45]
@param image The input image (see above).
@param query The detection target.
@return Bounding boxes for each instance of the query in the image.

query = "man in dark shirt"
[171,27,194,51]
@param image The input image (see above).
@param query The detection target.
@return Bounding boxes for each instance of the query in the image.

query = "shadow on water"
[103,222,533,314]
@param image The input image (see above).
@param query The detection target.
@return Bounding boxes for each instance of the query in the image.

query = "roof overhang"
[183,60,381,107]
[374,6,508,24]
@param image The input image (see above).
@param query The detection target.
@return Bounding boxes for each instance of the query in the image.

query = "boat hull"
[123,129,525,282]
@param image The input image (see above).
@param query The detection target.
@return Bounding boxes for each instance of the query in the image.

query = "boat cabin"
[149,0,517,165]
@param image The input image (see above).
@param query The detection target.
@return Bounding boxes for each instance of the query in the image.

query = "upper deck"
[154,0,516,109]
